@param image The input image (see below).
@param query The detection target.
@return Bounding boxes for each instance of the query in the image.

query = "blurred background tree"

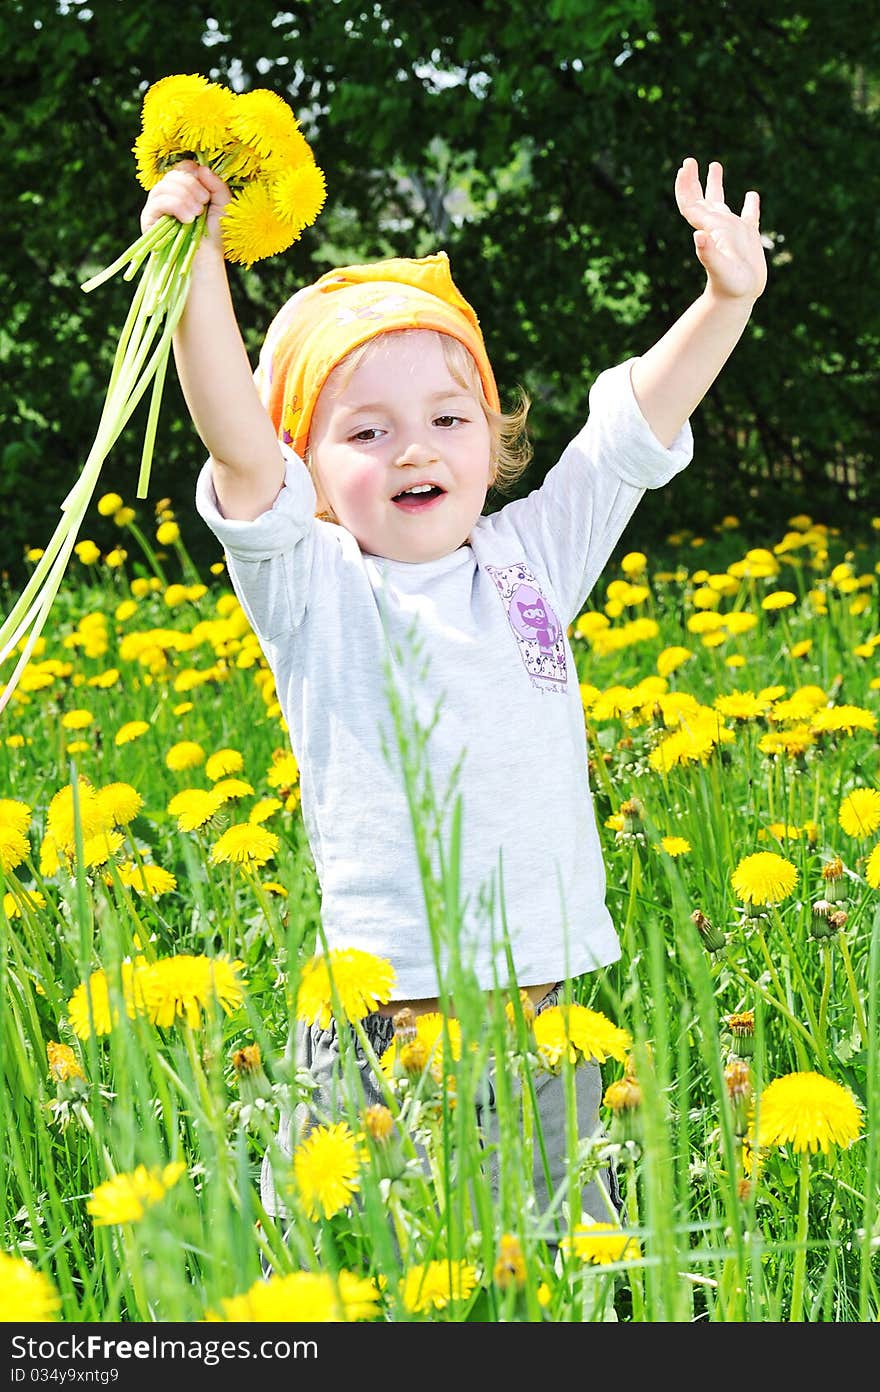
[1,0,878,584]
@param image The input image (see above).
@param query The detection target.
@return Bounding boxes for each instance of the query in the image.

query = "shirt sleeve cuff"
[585,357,694,489]
[194,443,317,560]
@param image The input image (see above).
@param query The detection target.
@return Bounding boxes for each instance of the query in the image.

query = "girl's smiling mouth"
[391,483,446,511]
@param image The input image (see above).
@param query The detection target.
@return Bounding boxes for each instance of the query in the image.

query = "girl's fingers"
[740,189,761,227]
[705,160,725,207]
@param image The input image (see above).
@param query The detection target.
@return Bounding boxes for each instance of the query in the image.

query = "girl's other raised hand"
[140,161,231,254]
[675,157,767,304]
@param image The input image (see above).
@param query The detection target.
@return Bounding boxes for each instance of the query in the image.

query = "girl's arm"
[630,158,767,448]
[141,162,285,521]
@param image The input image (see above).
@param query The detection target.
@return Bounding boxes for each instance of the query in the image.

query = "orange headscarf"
[254,251,499,459]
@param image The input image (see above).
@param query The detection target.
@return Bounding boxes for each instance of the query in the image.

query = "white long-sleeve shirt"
[196,359,693,998]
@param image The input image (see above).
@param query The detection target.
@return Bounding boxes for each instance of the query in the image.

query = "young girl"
[141,156,766,1231]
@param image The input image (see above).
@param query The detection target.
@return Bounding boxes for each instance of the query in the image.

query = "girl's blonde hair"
[304,329,531,518]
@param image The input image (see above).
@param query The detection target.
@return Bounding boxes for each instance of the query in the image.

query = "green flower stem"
[837,930,868,1045]
[790,1149,811,1321]
[79,216,174,294]
[770,908,829,1071]
[818,943,832,1045]
[2,209,198,712]
[136,331,172,500]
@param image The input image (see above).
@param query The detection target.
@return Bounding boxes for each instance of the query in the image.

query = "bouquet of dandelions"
[0,72,326,715]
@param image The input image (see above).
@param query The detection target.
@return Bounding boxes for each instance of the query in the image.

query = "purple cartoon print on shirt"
[487,564,567,692]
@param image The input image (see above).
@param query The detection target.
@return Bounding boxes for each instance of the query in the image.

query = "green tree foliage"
[1,0,878,583]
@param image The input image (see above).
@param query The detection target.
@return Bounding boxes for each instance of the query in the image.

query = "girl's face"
[307,332,493,563]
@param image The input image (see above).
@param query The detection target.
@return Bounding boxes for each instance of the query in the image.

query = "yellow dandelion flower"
[656,645,692,678]
[762,590,797,610]
[205,748,244,781]
[758,725,814,758]
[574,611,610,639]
[209,823,279,868]
[166,740,205,771]
[713,691,770,720]
[67,961,145,1040]
[659,835,691,857]
[97,492,123,517]
[811,705,876,736]
[3,888,46,920]
[731,851,798,907]
[211,777,256,804]
[249,797,283,824]
[754,1072,862,1154]
[221,181,297,268]
[138,953,246,1028]
[381,1012,463,1080]
[401,1260,478,1314]
[590,685,641,722]
[87,1161,186,1226]
[493,1234,527,1290]
[621,551,647,577]
[46,778,106,852]
[722,611,758,635]
[838,788,880,838]
[267,751,299,788]
[0,1251,61,1321]
[61,708,92,730]
[167,787,226,832]
[532,1004,631,1072]
[865,843,880,890]
[167,79,236,155]
[298,948,397,1029]
[270,162,328,232]
[0,824,29,874]
[229,88,313,168]
[115,720,150,746]
[261,880,288,896]
[561,1222,641,1265]
[80,829,125,870]
[0,799,31,834]
[95,782,143,827]
[293,1122,365,1220]
[207,1270,380,1323]
[116,862,177,897]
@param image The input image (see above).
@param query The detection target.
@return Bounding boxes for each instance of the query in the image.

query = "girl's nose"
[394,439,437,468]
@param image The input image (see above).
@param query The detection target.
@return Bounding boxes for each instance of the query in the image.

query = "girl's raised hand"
[675,158,767,303]
[140,161,231,253]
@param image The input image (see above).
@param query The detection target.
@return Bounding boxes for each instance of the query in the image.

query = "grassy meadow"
[1,496,878,1323]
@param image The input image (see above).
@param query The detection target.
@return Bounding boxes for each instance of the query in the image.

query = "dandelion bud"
[828,909,848,932]
[619,797,645,834]
[493,1234,526,1291]
[726,1010,756,1058]
[603,1073,642,1142]
[362,1104,394,1143]
[821,857,848,903]
[230,1043,272,1104]
[810,900,837,941]
[392,1007,417,1045]
[505,988,536,1029]
[691,908,727,954]
[46,1042,87,1099]
[231,1043,263,1076]
[399,1037,429,1076]
[723,1058,753,1136]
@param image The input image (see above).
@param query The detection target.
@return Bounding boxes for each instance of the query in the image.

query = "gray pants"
[261,986,621,1237]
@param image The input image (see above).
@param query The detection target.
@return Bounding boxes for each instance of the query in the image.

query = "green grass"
[1,507,878,1321]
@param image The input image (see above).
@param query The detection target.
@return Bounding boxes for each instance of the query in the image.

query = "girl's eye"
[434,414,465,428]
[351,427,382,442]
